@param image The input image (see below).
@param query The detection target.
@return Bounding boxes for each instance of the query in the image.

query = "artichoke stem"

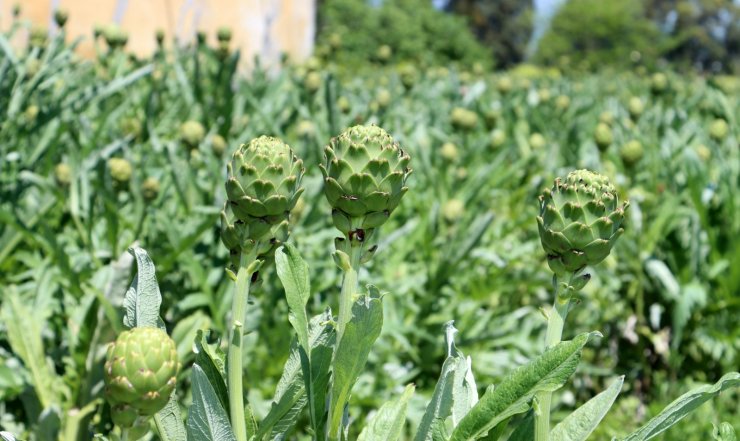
[227,250,258,441]
[534,277,572,441]
[335,244,363,343]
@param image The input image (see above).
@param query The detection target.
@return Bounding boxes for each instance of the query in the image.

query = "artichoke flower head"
[320,125,411,243]
[538,170,628,278]
[222,136,304,267]
[104,327,180,427]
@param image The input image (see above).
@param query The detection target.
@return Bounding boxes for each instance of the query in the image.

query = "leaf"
[551,376,624,441]
[1,290,59,409]
[123,247,164,329]
[187,364,236,441]
[256,338,308,439]
[328,293,384,439]
[507,411,534,441]
[154,393,187,441]
[621,372,740,441]
[449,332,600,441]
[276,243,311,353]
[193,330,230,416]
[307,311,336,439]
[415,322,472,441]
[358,384,415,441]
[712,422,737,441]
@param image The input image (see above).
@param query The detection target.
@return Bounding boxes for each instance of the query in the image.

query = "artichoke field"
[0,16,738,441]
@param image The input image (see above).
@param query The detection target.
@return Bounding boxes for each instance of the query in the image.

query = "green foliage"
[318,0,491,68]
[535,0,661,70]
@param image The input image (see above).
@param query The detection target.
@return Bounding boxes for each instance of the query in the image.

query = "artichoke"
[211,134,227,156]
[529,133,546,150]
[108,158,132,184]
[104,327,180,425]
[450,107,478,131]
[53,9,68,28]
[222,136,304,264]
[709,118,729,141]
[217,26,232,43]
[620,140,644,167]
[141,177,160,201]
[490,129,506,149]
[54,163,72,186]
[320,125,411,238]
[537,170,628,276]
[594,123,613,152]
[180,120,205,148]
[628,97,644,120]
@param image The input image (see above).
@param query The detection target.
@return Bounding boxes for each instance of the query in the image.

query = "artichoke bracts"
[537,170,628,278]
[320,125,411,249]
[104,327,180,427]
[222,136,304,268]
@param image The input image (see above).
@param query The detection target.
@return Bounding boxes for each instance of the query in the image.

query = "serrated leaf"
[449,332,599,441]
[358,384,415,441]
[414,350,468,441]
[123,247,164,329]
[1,290,59,409]
[193,330,230,416]
[551,376,624,441]
[187,364,236,441]
[276,243,311,353]
[621,372,740,441]
[328,294,383,439]
[154,393,187,441]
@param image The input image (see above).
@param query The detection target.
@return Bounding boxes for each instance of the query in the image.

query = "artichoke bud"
[628,97,644,119]
[450,107,478,131]
[211,134,227,156]
[223,137,304,260]
[141,177,160,202]
[108,158,132,185]
[54,163,72,187]
[537,170,628,277]
[53,9,68,28]
[216,27,232,43]
[104,327,180,419]
[110,404,138,428]
[179,120,205,148]
[709,118,729,141]
[320,125,411,242]
[620,140,644,167]
[594,123,613,151]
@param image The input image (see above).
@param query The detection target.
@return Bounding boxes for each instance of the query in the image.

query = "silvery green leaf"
[154,394,188,441]
[358,384,415,441]
[449,332,600,441]
[551,376,624,441]
[621,372,740,441]
[123,247,164,330]
[187,364,236,441]
[276,243,311,354]
[712,422,737,441]
[328,293,383,439]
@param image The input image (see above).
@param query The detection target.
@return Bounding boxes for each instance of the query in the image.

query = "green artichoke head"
[104,327,180,420]
[222,136,303,264]
[180,120,205,148]
[537,170,628,277]
[320,125,411,236]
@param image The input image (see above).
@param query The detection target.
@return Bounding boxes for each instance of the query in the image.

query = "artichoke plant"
[104,327,180,427]
[222,136,304,265]
[320,125,411,243]
[537,169,628,278]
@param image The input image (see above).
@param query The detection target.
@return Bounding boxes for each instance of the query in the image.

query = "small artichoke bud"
[12,3,21,17]
[24,104,39,122]
[620,140,644,167]
[496,76,513,94]
[337,96,351,114]
[650,73,668,94]
[442,199,464,222]
[709,118,729,141]
[695,144,711,161]
[594,123,613,152]
[141,177,160,201]
[54,163,72,186]
[450,107,478,131]
[399,64,418,90]
[110,404,138,428]
[555,95,570,111]
[328,32,342,50]
[179,120,205,148]
[155,29,165,46]
[120,116,142,139]
[104,327,180,420]
[296,120,315,138]
[223,137,304,262]
[108,158,132,184]
[216,26,232,43]
[30,26,48,47]
[304,71,322,93]
[196,30,206,45]
[211,134,227,156]
[537,170,628,277]
[627,97,644,120]
[320,125,411,241]
[538,88,551,103]
[376,45,392,63]
[490,129,506,148]
[529,133,546,150]
[53,9,69,28]
[440,142,459,161]
[599,111,615,126]
[376,88,391,109]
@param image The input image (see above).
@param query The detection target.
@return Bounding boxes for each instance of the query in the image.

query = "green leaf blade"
[551,375,624,441]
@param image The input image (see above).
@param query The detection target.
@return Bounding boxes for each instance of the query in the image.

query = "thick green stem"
[335,245,363,343]
[227,252,257,441]
[534,279,571,441]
